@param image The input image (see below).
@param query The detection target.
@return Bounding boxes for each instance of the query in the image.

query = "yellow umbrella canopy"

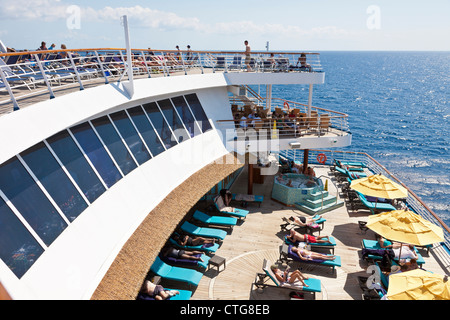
[387,269,450,300]
[366,209,444,246]
[350,174,408,199]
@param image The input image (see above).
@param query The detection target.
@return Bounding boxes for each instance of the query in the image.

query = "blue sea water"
[267,51,450,226]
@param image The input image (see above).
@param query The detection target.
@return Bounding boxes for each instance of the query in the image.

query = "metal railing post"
[68,52,84,91]
[95,51,109,84]
[0,65,20,111]
[34,54,55,99]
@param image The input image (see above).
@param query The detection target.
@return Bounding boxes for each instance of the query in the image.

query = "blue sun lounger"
[169,232,219,254]
[231,193,264,207]
[279,244,341,274]
[180,221,227,240]
[213,195,249,220]
[361,239,425,267]
[150,256,203,289]
[284,234,337,254]
[253,259,321,299]
[356,192,396,215]
[137,288,192,300]
[193,210,237,228]
[160,251,211,270]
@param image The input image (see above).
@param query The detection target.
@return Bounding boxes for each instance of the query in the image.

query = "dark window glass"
[0,196,44,278]
[47,130,106,203]
[127,106,165,157]
[0,157,67,246]
[110,111,151,165]
[142,102,177,149]
[70,123,121,188]
[91,116,137,176]
[20,142,88,222]
[157,99,189,143]
[185,93,212,132]
[171,96,200,138]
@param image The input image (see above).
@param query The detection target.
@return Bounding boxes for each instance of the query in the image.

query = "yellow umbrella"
[366,209,444,246]
[387,269,450,300]
[350,174,408,200]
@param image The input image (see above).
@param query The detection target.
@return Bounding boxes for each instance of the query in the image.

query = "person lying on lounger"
[270,264,309,287]
[291,246,337,261]
[162,246,205,262]
[139,280,180,300]
[173,233,216,247]
[289,215,321,227]
[287,229,331,244]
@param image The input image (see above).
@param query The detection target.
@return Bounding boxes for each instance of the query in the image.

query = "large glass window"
[70,123,122,188]
[20,142,88,222]
[0,196,45,278]
[91,116,137,176]
[171,96,200,138]
[127,106,165,157]
[0,157,67,246]
[157,99,190,143]
[110,111,151,165]
[185,93,212,132]
[47,130,106,203]
[142,102,177,149]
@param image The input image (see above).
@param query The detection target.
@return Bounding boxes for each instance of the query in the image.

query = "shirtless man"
[287,229,331,244]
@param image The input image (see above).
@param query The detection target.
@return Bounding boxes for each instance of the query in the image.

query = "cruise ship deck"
[189,164,449,300]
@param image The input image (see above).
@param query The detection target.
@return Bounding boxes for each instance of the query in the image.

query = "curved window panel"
[157,99,190,143]
[47,130,106,203]
[0,197,44,278]
[70,123,122,188]
[142,102,177,150]
[185,93,212,132]
[110,111,151,165]
[127,106,165,157]
[0,157,67,246]
[171,96,200,138]
[91,116,137,176]
[20,142,88,222]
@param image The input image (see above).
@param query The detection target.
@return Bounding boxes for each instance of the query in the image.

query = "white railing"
[0,48,322,114]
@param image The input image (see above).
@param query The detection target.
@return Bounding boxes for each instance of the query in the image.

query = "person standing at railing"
[244,40,252,72]
[37,41,47,51]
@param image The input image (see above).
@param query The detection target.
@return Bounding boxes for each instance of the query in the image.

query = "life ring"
[317,153,327,164]
[283,101,290,110]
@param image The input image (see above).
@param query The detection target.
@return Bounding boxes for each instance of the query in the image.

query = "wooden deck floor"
[189,164,448,300]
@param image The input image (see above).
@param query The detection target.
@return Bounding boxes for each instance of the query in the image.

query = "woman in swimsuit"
[291,246,336,261]
[174,233,215,246]
[289,215,321,227]
[163,246,204,262]
[287,229,331,244]
[270,265,309,287]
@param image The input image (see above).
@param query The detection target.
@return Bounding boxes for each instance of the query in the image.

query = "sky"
[0,0,449,52]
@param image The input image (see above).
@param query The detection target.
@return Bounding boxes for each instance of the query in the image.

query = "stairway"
[294,190,344,215]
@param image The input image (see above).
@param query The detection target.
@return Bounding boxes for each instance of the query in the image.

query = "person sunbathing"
[291,246,336,261]
[163,246,204,262]
[173,233,215,246]
[139,280,179,300]
[289,215,321,227]
[270,265,309,287]
[287,229,331,244]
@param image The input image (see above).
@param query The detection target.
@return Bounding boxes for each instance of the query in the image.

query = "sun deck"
[189,164,449,300]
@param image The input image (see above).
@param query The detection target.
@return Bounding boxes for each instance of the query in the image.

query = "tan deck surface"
[189,164,448,300]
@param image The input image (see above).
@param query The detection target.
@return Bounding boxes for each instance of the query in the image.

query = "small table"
[208,254,226,272]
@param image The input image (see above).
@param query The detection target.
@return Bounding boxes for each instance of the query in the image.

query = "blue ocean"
[268,51,449,226]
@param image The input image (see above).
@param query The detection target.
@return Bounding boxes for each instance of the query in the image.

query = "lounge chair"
[356,191,396,215]
[180,221,227,241]
[361,239,425,267]
[253,259,321,299]
[279,244,341,274]
[334,159,367,168]
[213,195,249,220]
[159,250,211,270]
[150,256,203,289]
[137,288,192,300]
[231,193,264,207]
[284,234,337,254]
[169,232,219,254]
[229,56,242,70]
[280,215,326,235]
[193,210,237,229]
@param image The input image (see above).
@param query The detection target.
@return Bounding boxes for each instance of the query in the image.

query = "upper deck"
[0,48,323,115]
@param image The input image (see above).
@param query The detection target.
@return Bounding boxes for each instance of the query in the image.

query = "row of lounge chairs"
[146,192,263,300]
